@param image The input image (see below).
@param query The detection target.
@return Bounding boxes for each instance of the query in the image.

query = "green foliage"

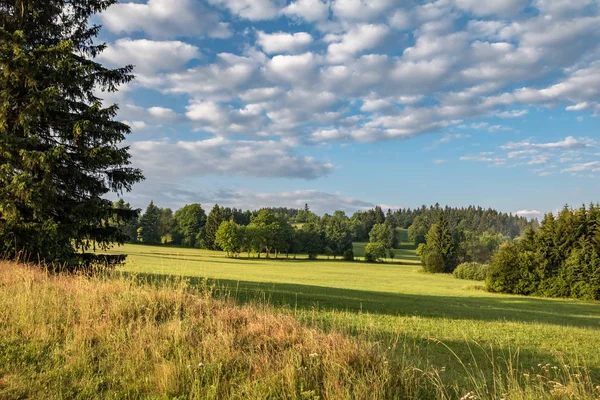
[405,204,534,245]
[453,262,490,281]
[203,204,224,250]
[0,0,143,266]
[487,204,600,300]
[322,211,353,259]
[215,220,242,257]
[387,248,396,261]
[364,242,386,263]
[343,248,354,261]
[173,204,206,247]
[299,222,322,259]
[369,221,398,249]
[420,213,458,273]
[408,215,430,245]
[455,230,510,264]
[138,201,162,245]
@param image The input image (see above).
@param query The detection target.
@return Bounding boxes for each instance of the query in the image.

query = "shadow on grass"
[118,271,600,330]
[111,270,600,382]
[128,251,421,266]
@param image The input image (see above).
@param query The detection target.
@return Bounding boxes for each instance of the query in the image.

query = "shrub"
[343,249,354,261]
[453,262,490,281]
[365,242,386,262]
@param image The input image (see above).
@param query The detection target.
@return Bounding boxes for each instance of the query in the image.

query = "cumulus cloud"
[98,39,200,75]
[282,0,329,21]
[100,0,600,153]
[327,24,389,63]
[256,31,313,54]
[208,0,280,20]
[101,0,231,38]
[130,138,335,180]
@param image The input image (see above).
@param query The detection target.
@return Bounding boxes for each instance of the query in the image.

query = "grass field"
[102,244,600,391]
[3,243,600,398]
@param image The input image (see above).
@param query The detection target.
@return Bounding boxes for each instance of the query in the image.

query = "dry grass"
[0,261,598,399]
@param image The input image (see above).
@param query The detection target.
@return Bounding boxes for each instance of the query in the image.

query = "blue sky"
[96,0,600,217]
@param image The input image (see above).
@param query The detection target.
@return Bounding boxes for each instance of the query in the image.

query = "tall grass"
[0,261,598,399]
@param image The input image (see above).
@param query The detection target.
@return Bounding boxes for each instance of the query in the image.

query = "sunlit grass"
[1,260,599,399]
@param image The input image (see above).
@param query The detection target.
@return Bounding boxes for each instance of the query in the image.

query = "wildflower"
[459,391,478,400]
[523,373,529,377]
[309,353,318,358]
[198,362,204,367]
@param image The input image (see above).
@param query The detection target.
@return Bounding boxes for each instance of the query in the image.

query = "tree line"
[417,212,512,273]
[487,204,600,300]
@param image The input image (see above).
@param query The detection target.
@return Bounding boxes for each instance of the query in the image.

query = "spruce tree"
[203,204,223,250]
[0,0,143,265]
[138,201,161,245]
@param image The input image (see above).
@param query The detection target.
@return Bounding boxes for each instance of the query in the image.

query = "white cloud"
[310,129,345,142]
[98,39,200,75]
[120,185,374,215]
[122,120,148,131]
[283,0,329,21]
[131,138,335,180]
[496,109,528,118]
[327,24,389,63]
[460,153,506,165]
[208,0,280,20]
[528,155,550,165]
[454,0,528,17]
[331,0,395,21]
[101,0,231,38]
[566,102,590,111]
[266,52,317,81]
[501,136,595,150]
[562,161,600,173]
[516,209,542,217]
[256,31,313,54]
[148,107,180,122]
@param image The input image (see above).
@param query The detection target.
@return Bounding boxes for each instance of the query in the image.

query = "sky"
[95,0,600,217]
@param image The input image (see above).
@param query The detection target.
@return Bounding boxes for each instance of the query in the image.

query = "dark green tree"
[203,204,223,250]
[138,201,161,245]
[173,204,206,247]
[421,212,457,273]
[0,0,143,266]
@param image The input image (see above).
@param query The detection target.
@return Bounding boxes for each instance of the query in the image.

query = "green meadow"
[106,243,600,386]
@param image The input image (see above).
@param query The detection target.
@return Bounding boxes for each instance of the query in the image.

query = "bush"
[453,262,490,281]
[343,249,354,261]
[364,242,386,263]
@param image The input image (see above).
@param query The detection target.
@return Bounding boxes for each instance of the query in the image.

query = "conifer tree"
[421,212,457,273]
[203,204,223,250]
[0,0,143,265]
[138,201,161,245]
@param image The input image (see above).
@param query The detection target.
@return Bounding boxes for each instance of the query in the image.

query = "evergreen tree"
[421,212,457,273]
[138,201,161,245]
[0,0,143,266]
[203,204,223,250]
